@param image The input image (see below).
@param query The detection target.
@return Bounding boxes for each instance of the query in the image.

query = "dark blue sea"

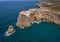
[0,1,60,42]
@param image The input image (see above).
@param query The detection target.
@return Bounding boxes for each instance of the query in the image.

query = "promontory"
[16,0,60,28]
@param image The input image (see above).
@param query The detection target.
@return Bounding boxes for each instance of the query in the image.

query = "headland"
[16,0,60,28]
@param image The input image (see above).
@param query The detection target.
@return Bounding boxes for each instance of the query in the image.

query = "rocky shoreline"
[16,8,60,28]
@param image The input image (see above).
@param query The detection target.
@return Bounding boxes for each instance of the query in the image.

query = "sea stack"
[8,25,14,33]
[5,25,15,36]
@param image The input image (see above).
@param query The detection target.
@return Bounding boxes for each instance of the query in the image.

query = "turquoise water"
[0,1,60,42]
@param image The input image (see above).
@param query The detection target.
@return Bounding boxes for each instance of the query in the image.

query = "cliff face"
[16,8,43,28]
[16,9,38,28]
[17,14,33,27]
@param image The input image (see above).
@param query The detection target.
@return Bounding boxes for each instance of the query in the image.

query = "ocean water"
[0,1,60,42]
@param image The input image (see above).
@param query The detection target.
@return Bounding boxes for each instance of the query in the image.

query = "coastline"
[16,1,60,28]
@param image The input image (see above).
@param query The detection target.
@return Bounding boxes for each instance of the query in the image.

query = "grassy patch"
[30,11,35,17]
[52,6,60,10]
[44,4,60,11]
